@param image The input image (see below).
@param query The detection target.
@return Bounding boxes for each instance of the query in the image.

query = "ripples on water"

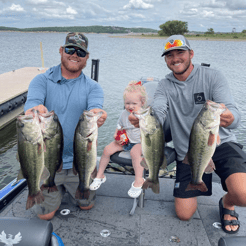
[0,32,246,189]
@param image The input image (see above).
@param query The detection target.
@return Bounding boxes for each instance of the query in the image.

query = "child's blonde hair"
[123,81,147,108]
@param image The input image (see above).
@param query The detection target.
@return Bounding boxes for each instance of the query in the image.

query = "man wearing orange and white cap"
[129,34,246,234]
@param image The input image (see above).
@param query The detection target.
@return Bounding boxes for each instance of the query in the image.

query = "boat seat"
[218,236,246,246]
[109,78,175,173]
[0,217,64,246]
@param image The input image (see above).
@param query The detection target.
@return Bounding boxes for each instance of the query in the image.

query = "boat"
[0,65,245,246]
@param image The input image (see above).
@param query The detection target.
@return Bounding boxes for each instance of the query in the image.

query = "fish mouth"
[200,119,219,130]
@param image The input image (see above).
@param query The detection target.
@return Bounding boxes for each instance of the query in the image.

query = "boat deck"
[1,173,245,246]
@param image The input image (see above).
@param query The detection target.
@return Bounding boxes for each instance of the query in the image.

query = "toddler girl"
[90,81,147,198]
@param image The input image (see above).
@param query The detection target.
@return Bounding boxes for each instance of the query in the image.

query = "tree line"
[0,25,158,34]
[158,20,246,36]
[1,22,245,36]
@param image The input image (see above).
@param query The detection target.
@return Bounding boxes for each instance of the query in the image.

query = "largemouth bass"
[184,100,225,192]
[134,106,166,194]
[73,110,102,199]
[16,110,49,209]
[39,111,63,193]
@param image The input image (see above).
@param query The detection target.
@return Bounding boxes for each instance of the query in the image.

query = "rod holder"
[91,59,100,82]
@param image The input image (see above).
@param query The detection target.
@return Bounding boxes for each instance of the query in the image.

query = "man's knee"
[37,206,59,220]
[38,211,56,220]
[175,197,197,221]
[176,210,194,221]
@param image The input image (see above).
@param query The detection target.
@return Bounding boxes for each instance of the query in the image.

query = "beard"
[167,59,191,75]
[61,54,87,74]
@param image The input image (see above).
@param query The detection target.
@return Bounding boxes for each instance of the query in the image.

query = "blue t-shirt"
[24,64,104,169]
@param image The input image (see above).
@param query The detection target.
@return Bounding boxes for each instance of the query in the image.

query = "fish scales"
[184,100,225,192]
[16,111,49,209]
[39,111,63,192]
[73,111,102,199]
[135,107,166,194]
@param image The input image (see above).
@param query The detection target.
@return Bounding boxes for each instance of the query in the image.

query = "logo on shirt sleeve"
[194,92,206,104]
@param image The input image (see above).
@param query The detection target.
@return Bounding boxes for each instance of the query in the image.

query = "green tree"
[205,28,214,34]
[158,20,188,36]
[242,30,246,33]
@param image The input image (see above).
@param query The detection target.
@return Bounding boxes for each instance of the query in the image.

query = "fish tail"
[75,187,90,200]
[26,191,44,210]
[185,182,208,192]
[142,179,160,194]
[40,184,59,193]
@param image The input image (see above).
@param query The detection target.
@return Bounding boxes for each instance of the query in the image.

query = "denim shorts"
[123,143,136,151]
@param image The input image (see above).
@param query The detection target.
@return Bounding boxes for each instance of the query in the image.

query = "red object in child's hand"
[115,129,129,145]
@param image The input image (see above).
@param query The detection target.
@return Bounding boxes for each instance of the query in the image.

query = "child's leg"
[96,141,123,178]
[130,143,144,187]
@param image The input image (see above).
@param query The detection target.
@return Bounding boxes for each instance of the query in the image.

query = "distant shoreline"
[1,31,245,41]
[111,34,246,42]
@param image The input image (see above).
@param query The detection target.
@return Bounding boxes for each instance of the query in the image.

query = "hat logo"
[74,35,80,41]
[68,35,85,43]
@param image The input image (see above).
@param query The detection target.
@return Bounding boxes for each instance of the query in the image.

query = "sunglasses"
[64,47,87,58]
[164,39,187,51]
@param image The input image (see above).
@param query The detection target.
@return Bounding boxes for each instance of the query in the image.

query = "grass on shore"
[120,33,246,41]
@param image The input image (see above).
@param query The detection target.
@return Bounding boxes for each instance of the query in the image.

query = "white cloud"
[27,0,48,4]
[9,4,24,12]
[123,0,154,10]
[203,10,215,17]
[180,8,198,15]
[66,6,77,15]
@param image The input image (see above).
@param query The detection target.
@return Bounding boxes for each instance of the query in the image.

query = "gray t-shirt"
[152,64,241,161]
[117,109,141,144]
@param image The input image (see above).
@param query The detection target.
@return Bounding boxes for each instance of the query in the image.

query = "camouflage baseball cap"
[63,32,89,53]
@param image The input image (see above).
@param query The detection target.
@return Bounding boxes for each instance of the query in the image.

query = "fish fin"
[87,139,92,152]
[183,154,190,165]
[73,165,78,175]
[217,135,221,145]
[43,139,47,152]
[75,188,90,200]
[140,158,149,170]
[160,156,167,170]
[204,159,215,174]
[142,179,160,194]
[185,182,208,192]
[26,191,44,210]
[91,167,97,179]
[16,152,20,162]
[208,131,216,146]
[40,166,50,181]
[17,169,25,181]
[41,184,58,193]
[38,143,42,154]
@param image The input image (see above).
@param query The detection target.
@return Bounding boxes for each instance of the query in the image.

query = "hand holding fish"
[128,113,140,128]
[220,104,234,128]
[90,108,107,127]
[25,104,48,115]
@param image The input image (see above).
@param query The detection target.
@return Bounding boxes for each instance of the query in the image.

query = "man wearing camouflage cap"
[129,34,246,234]
[24,32,107,220]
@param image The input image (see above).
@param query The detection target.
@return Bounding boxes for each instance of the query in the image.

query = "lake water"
[1,32,246,189]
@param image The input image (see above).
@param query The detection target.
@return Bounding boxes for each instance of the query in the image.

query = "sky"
[0,0,246,32]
